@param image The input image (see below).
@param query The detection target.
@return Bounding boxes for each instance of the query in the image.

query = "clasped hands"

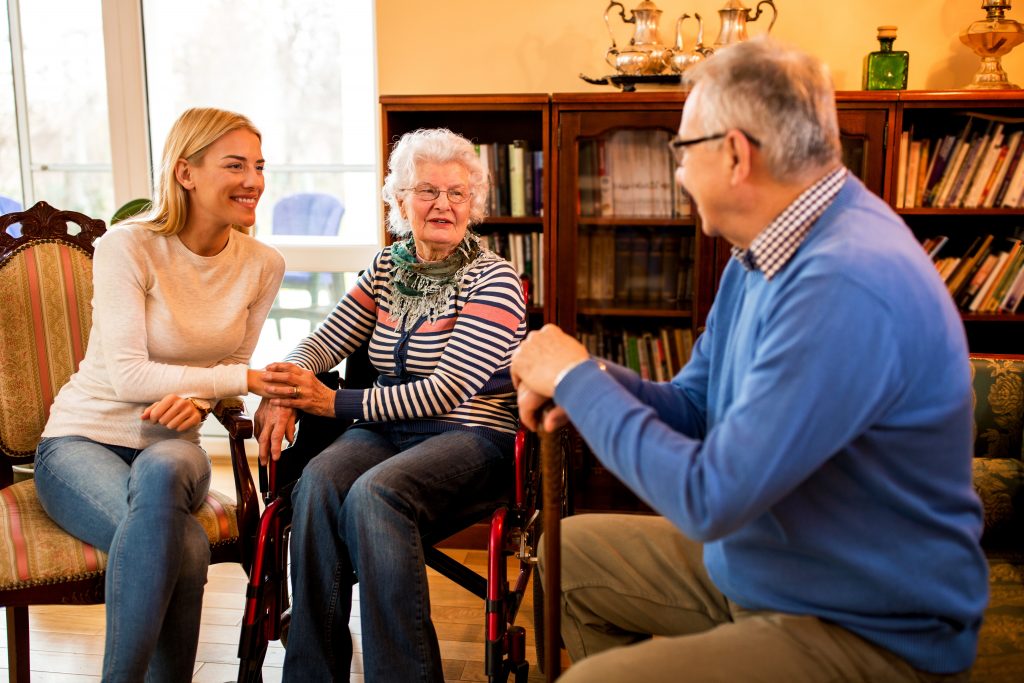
[510,324,589,433]
[248,362,336,464]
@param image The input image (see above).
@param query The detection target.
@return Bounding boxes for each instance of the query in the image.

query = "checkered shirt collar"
[731,167,848,281]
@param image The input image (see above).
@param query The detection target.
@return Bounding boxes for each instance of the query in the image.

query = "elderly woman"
[253,128,527,682]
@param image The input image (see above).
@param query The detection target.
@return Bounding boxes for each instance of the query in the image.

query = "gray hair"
[381,128,489,236]
[683,38,841,181]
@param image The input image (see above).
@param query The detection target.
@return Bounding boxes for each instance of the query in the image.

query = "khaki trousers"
[541,514,970,683]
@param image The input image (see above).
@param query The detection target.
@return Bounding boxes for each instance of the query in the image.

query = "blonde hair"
[381,128,489,237]
[131,107,262,236]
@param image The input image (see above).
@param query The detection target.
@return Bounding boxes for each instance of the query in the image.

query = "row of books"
[577,228,693,305]
[924,232,1024,314]
[578,129,693,218]
[579,326,695,380]
[896,115,1024,209]
[474,141,544,218]
[479,231,543,306]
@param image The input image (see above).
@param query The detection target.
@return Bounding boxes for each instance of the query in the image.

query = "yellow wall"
[376,0,1024,95]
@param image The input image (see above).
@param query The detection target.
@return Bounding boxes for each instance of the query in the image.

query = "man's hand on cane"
[510,324,589,433]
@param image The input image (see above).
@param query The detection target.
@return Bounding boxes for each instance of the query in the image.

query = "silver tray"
[579,73,683,92]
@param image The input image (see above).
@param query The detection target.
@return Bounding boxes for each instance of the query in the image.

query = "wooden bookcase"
[549,91,903,512]
[381,89,1024,514]
[379,95,551,327]
[889,91,1024,353]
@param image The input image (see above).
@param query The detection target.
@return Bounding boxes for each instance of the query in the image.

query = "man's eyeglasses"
[402,185,472,204]
[668,130,761,166]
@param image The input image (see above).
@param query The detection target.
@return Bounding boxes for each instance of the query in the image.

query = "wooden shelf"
[963,313,1024,322]
[898,208,1024,216]
[577,300,692,318]
[576,216,696,227]
[478,216,544,226]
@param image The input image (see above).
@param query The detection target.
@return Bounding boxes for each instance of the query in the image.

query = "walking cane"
[539,426,561,681]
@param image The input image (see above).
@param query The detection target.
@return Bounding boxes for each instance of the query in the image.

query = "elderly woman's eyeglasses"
[668,130,761,166]
[402,185,472,204]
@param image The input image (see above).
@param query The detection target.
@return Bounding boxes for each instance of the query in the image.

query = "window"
[141,0,378,246]
[0,5,22,207]
[1,1,381,451]
[139,0,381,443]
[4,0,113,218]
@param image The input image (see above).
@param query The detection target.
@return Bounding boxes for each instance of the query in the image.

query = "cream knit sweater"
[42,223,284,449]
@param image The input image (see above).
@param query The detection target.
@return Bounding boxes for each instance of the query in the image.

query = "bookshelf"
[890,92,1024,352]
[379,90,1023,513]
[379,95,551,325]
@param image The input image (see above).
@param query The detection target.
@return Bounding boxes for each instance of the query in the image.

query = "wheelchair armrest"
[214,398,259,574]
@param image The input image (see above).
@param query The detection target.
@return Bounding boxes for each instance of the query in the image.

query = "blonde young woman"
[34,108,285,683]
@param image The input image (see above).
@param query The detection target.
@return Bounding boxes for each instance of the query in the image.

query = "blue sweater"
[556,176,988,674]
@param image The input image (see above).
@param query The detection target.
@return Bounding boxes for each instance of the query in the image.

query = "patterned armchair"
[0,202,260,682]
[969,354,1024,681]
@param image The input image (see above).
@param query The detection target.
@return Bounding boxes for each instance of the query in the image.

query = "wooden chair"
[0,201,260,682]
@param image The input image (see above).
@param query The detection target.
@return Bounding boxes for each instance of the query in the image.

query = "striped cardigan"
[286,245,527,443]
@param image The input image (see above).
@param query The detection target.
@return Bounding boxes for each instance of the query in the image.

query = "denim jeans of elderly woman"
[282,423,508,682]
[34,435,212,683]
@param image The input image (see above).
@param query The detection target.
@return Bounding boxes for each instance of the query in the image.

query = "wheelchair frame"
[236,372,543,683]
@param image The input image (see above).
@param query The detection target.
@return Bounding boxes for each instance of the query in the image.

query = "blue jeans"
[283,425,509,682]
[35,435,212,683]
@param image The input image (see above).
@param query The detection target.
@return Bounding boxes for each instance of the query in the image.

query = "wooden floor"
[0,463,550,682]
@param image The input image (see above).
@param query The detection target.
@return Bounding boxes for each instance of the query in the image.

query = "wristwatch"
[187,397,212,421]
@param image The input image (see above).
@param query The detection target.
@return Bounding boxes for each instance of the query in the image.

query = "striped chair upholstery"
[0,202,258,682]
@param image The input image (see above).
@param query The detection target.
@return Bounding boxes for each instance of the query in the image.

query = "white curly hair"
[381,128,490,237]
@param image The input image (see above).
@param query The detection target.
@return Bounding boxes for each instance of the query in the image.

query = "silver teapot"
[604,0,672,75]
[713,0,778,49]
[669,13,713,73]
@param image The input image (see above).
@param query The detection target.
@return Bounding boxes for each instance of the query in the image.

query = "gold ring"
[292,386,299,397]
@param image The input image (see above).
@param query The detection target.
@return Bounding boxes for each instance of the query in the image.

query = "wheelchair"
[236,345,547,683]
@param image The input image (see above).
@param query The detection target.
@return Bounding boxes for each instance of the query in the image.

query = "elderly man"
[512,39,986,682]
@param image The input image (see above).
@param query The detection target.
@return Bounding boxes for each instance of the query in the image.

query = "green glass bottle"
[864,25,909,90]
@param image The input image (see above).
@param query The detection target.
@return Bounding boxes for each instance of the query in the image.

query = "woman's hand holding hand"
[256,362,336,418]
[255,397,297,464]
[141,394,203,432]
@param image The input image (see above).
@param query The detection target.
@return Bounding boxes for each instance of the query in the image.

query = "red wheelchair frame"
[236,368,543,683]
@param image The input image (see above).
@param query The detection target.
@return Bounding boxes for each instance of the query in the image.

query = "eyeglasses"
[401,185,472,204]
[668,130,761,166]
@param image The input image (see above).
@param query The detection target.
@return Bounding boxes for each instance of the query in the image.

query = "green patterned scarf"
[389,232,482,331]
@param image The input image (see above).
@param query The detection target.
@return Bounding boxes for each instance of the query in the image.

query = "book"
[905,140,922,208]
[532,151,544,216]
[964,124,1004,208]
[934,117,977,207]
[576,230,591,300]
[921,135,956,207]
[981,240,1023,313]
[970,251,1010,312]
[999,262,1024,312]
[914,140,931,207]
[896,130,910,208]
[1003,142,1024,208]
[948,121,993,207]
[959,253,998,309]
[661,232,682,303]
[984,130,1021,207]
[946,235,990,300]
[509,141,526,217]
